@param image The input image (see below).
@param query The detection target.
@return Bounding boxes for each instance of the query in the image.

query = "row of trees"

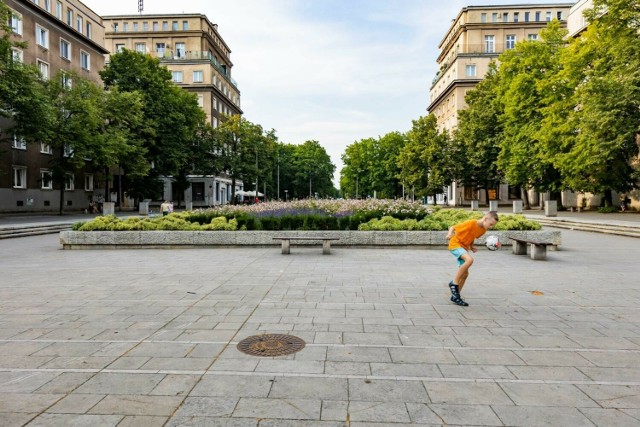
[1,1,336,213]
[341,0,640,206]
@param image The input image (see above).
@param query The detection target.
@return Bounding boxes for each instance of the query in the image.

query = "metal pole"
[277,150,280,200]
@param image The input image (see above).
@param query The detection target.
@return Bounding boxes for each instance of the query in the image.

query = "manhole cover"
[237,334,306,357]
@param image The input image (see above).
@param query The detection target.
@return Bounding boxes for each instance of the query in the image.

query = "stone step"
[0,224,71,239]
[536,219,640,238]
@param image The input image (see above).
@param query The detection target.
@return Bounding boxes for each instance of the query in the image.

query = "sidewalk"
[0,228,638,425]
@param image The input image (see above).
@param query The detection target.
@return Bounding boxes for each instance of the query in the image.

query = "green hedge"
[357,212,540,231]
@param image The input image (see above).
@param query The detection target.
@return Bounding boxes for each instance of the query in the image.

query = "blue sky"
[83,0,571,186]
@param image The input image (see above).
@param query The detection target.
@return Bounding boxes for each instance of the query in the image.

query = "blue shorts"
[450,248,468,266]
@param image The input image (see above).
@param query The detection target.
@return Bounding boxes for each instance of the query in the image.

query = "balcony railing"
[151,50,238,88]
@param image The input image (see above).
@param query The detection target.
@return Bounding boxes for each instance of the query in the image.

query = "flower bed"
[72,200,541,232]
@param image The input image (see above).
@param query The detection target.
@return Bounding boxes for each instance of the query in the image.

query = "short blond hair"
[486,211,499,222]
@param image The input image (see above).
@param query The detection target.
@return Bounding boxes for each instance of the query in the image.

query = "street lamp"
[284,189,288,202]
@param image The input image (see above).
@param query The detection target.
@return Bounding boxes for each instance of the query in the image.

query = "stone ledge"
[60,230,561,249]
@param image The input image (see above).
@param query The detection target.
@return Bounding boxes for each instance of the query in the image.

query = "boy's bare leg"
[454,254,474,291]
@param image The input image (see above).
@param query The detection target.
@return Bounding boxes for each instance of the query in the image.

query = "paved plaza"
[0,228,639,426]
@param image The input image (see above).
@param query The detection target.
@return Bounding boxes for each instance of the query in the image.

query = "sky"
[82,0,570,187]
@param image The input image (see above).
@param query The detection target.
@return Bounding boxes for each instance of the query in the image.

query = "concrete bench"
[273,236,340,255]
[507,235,554,261]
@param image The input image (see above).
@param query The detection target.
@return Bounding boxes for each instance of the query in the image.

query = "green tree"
[100,50,210,202]
[293,140,335,198]
[541,0,640,205]
[1,1,52,146]
[454,63,506,205]
[398,114,452,204]
[496,21,568,205]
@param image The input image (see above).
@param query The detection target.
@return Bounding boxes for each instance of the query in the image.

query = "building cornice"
[427,78,481,113]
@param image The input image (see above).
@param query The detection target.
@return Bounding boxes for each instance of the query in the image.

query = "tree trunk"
[484,188,490,206]
[551,191,563,209]
[104,167,110,202]
[58,177,65,215]
[603,189,613,207]
[521,187,530,210]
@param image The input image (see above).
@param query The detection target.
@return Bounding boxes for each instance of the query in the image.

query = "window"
[115,43,125,53]
[506,34,516,50]
[197,94,204,107]
[480,13,486,23]
[123,22,128,32]
[36,25,49,48]
[212,117,218,128]
[41,143,52,154]
[503,12,508,22]
[9,10,23,35]
[535,11,541,21]
[143,21,148,31]
[513,12,519,22]
[192,182,205,201]
[32,0,39,4]
[171,71,183,83]
[528,34,538,41]
[156,42,165,57]
[113,23,118,32]
[11,48,23,63]
[133,22,138,31]
[193,70,203,82]
[465,64,476,77]
[172,21,178,31]
[84,174,94,191]
[557,11,563,20]
[56,1,62,19]
[153,21,158,31]
[67,9,73,26]
[80,51,90,70]
[37,60,49,79]
[135,43,145,53]
[65,174,74,191]
[60,38,70,60]
[524,12,530,22]
[61,73,72,89]
[546,11,552,22]
[44,0,51,12]
[13,167,27,189]
[484,35,495,53]
[175,42,185,58]
[183,20,188,30]
[41,170,53,189]
[162,21,168,31]
[86,22,92,39]
[491,13,498,22]
[12,134,26,149]
[76,15,83,33]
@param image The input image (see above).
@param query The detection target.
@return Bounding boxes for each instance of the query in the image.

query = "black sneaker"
[450,295,469,307]
[449,281,461,299]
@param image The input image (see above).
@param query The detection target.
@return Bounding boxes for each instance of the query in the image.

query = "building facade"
[1,0,108,212]
[102,13,244,207]
[427,3,573,207]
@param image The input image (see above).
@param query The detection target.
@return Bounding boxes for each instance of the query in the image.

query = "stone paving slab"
[0,229,639,425]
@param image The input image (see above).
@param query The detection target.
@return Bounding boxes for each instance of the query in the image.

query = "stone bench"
[273,236,340,255]
[507,235,554,261]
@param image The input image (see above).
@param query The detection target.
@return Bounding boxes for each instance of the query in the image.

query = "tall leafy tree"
[293,140,335,198]
[496,21,568,205]
[541,0,640,205]
[398,114,452,204]
[454,63,505,204]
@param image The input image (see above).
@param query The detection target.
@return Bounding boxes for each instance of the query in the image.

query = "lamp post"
[284,189,288,202]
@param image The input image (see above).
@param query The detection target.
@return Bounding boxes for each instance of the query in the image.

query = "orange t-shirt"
[448,219,486,250]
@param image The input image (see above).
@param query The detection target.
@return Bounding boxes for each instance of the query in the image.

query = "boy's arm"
[446,226,455,240]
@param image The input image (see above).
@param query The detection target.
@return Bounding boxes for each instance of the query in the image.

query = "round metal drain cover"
[237,334,306,357]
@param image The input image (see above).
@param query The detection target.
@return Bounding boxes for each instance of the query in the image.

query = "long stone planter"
[60,230,561,250]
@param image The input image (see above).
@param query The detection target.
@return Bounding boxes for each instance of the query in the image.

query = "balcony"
[151,50,238,88]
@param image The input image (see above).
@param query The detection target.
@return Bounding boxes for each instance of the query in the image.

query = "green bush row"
[72,214,238,231]
[357,212,541,231]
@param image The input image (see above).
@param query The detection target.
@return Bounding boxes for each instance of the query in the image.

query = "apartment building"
[427,3,573,206]
[102,14,242,128]
[102,14,244,207]
[1,0,108,212]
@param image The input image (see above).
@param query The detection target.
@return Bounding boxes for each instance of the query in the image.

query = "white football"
[485,235,501,251]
